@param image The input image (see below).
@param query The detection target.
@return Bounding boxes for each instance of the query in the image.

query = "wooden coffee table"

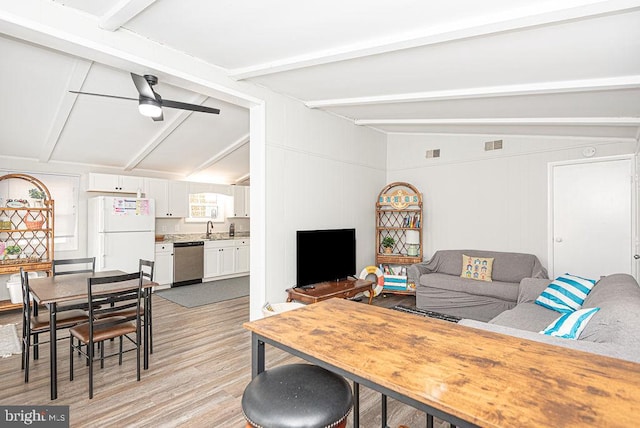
[286,278,374,304]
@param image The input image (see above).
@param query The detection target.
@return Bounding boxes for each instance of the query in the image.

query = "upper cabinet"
[231,185,250,218]
[87,173,144,193]
[144,178,188,218]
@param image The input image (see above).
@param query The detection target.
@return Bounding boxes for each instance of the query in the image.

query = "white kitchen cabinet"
[204,240,235,278]
[154,243,174,287]
[235,239,250,273]
[88,173,144,193]
[231,185,250,217]
[144,178,188,218]
[204,239,249,280]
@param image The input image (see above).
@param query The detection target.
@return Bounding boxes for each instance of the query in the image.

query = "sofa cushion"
[534,273,597,313]
[459,319,640,363]
[461,254,493,282]
[420,272,518,302]
[489,302,559,332]
[418,249,548,283]
[540,307,600,339]
[578,273,640,346]
[518,278,553,304]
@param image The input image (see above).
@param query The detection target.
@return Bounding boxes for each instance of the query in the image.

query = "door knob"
[555,237,563,243]
[634,254,640,260]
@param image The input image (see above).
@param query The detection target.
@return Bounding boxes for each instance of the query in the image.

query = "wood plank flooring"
[0,292,446,427]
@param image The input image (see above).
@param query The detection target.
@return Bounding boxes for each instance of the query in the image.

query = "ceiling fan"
[70,73,220,121]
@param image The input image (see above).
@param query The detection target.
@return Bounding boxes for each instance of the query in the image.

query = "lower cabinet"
[236,239,250,273]
[204,239,249,280]
[154,243,174,287]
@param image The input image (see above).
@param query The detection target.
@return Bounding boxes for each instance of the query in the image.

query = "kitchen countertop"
[158,232,250,243]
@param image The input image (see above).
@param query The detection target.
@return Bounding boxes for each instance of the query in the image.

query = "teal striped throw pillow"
[540,307,600,339]
[535,273,596,313]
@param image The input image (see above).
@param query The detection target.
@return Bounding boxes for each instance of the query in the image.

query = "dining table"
[244,298,640,428]
[28,270,156,400]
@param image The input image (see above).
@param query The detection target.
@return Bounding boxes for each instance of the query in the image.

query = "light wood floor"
[0,293,444,427]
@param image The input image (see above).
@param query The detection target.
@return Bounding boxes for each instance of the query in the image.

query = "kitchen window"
[187,192,229,223]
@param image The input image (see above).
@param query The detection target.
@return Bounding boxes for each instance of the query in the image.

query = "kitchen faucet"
[206,220,214,239]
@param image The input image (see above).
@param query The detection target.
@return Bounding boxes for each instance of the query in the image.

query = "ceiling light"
[138,97,162,118]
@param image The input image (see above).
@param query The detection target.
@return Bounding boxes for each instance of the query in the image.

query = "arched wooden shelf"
[0,173,55,311]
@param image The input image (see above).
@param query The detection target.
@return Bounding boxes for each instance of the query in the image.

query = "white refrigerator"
[88,196,155,273]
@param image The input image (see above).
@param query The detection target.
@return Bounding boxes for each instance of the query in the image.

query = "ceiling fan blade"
[131,73,158,100]
[162,99,221,114]
[69,91,138,101]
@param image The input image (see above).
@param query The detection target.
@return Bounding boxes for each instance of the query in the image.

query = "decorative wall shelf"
[375,182,423,295]
[0,173,55,311]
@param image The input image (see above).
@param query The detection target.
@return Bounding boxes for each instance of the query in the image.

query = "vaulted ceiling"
[1,1,639,183]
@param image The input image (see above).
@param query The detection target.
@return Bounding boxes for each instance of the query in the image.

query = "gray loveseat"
[460,273,640,363]
[408,249,548,322]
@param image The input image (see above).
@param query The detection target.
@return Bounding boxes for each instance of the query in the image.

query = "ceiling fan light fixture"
[138,97,162,118]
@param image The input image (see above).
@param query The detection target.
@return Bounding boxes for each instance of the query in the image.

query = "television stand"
[286,278,374,305]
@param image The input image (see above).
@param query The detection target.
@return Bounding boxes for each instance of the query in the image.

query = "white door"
[550,156,636,279]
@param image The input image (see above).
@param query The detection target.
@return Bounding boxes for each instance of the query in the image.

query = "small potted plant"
[382,236,395,254]
[29,188,46,207]
[5,244,21,260]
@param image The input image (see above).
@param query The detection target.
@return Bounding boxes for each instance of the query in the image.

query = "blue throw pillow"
[540,307,600,339]
[535,273,597,313]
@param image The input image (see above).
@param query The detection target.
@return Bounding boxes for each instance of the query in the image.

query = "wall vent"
[484,140,503,151]
[425,149,440,158]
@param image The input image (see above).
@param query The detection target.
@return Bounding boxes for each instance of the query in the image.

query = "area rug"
[0,324,21,358]
[392,305,461,323]
[156,276,250,308]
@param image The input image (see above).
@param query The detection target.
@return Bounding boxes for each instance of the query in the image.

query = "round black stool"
[242,363,353,428]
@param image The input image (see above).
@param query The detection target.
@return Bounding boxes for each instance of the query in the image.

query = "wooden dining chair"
[20,268,89,383]
[52,257,96,276]
[69,271,143,399]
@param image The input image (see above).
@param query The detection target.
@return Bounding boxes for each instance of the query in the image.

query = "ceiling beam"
[99,0,157,31]
[40,59,93,162]
[230,1,640,80]
[235,173,250,184]
[306,76,640,108]
[188,133,250,176]
[355,117,640,126]
[124,94,208,171]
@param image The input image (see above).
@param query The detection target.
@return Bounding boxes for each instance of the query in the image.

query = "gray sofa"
[460,273,640,363]
[408,249,548,321]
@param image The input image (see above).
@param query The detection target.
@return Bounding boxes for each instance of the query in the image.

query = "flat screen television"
[296,228,356,287]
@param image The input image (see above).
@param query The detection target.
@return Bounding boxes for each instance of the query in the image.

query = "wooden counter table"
[244,298,640,427]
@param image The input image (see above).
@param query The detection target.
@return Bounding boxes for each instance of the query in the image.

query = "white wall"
[386,135,637,268]
[262,94,388,306]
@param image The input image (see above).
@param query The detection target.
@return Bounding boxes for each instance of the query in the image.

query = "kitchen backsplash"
[156,217,249,235]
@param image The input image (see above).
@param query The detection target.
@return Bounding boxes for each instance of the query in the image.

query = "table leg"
[381,393,388,428]
[353,381,360,427]
[368,287,374,304]
[427,413,433,428]
[49,303,57,400]
[251,333,265,378]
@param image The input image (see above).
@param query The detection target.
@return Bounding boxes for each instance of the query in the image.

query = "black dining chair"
[69,271,144,399]
[52,257,99,355]
[95,259,155,353]
[52,257,96,276]
[20,268,89,383]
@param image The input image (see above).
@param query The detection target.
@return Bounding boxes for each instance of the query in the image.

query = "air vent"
[484,140,503,151]
[425,149,440,158]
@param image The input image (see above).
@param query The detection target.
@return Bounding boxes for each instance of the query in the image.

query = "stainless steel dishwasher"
[173,241,204,287]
